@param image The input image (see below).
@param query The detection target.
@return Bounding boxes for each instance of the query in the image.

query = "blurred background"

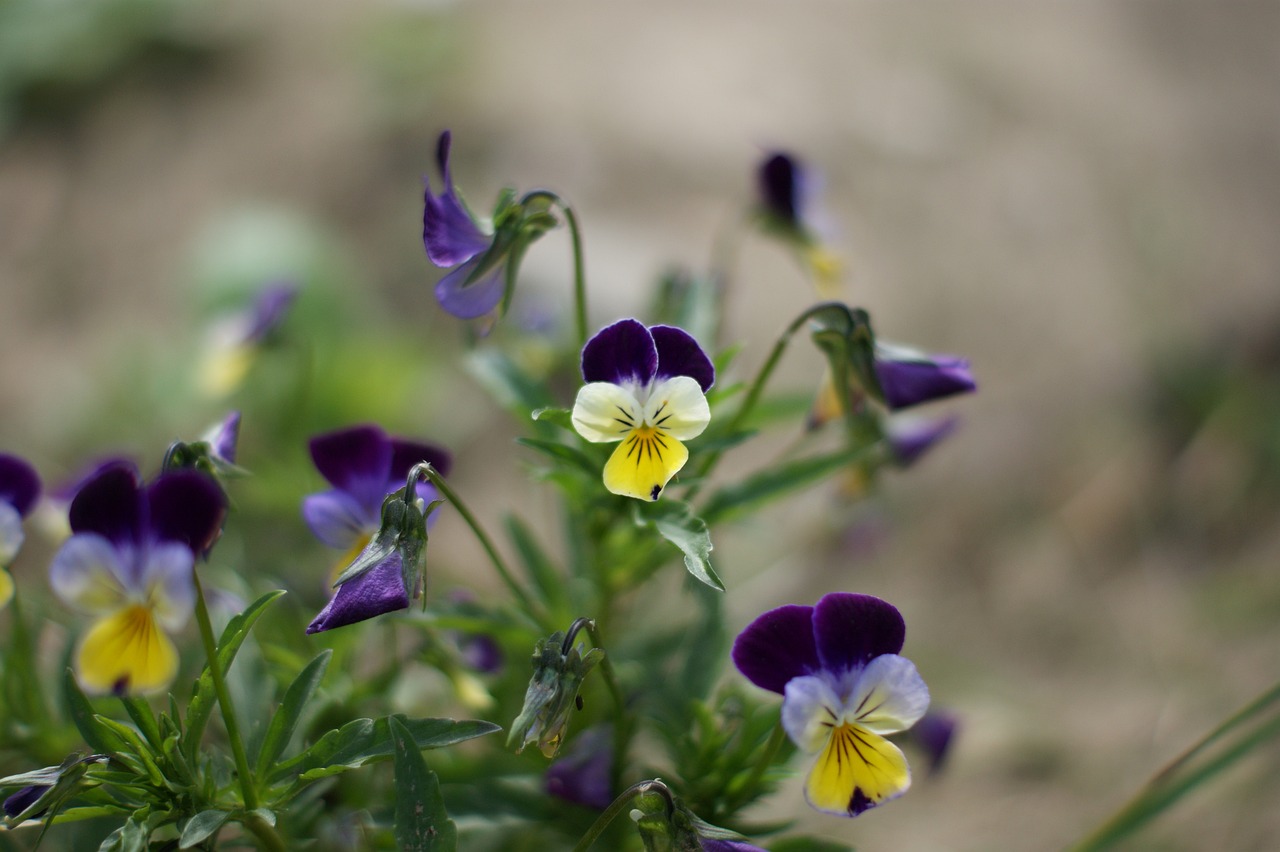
[2,1,1280,849]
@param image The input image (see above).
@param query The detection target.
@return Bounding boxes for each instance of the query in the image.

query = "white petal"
[782,675,844,754]
[139,543,195,632]
[642,376,710,441]
[571,382,643,443]
[844,654,930,735]
[49,534,129,615]
[0,502,23,565]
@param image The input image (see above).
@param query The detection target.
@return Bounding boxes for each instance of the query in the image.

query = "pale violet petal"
[642,376,710,441]
[571,382,643,444]
[139,542,196,632]
[782,675,843,754]
[0,502,23,565]
[49,534,129,615]
[845,654,930,735]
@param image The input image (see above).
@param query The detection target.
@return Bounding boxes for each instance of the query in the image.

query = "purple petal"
[208,411,242,464]
[244,282,297,344]
[912,710,959,774]
[459,632,504,674]
[758,151,800,226]
[875,353,976,411]
[3,785,47,818]
[888,415,959,467]
[302,490,374,549]
[701,840,767,852]
[306,551,409,633]
[545,725,614,810]
[812,593,905,676]
[423,131,492,267]
[0,453,41,517]
[580,319,658,386]
[731,604,819,694]
[434,256,505,319]
[68,464,144,546]
[389,438,453,481]
[146,472,227,554]
[309,425,394,512]
[48,457,135,504]
[651,325,715,392]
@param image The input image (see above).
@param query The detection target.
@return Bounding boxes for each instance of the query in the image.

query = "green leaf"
[515,438,600,477]
[184,590,286,759]
[635,500,723,591]
[94,717,164,786]
[178,810,230,849]
[254,650,332,777]
[98,817,147,852]
[118,696,162,752]
[390,716,458,852]
[62,669,127,755]
[466,348,553,414]
[504,514,567,613]
[701,445,871,523]
[270,715,500,785]
[530,407,573,428]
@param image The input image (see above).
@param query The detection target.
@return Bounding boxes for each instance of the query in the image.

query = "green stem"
[191,573,257,811]
[571,779,673,852]
[521,190,588,348]
[685,301,851,501]
[574,619,630,796]
[413,464,550,629]
[242,811,289,852]
[1151,678,1280,786]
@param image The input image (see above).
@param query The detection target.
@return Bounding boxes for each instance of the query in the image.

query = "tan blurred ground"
[3,2,1280,850]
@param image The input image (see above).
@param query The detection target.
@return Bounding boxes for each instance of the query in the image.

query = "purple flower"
[205,411,242,467]
[545,724,614,810]
[242,282,297,346]
[701,839,768,852]
[0,453,41,608]
[757,151,809,233]
[888,414,960,467]
[199,282,298,397]
[2,784,47,819]
[423,131,508,319]
[307,548,412,634]
[911,709,959,775]
[874,343,976,411]
[732,593,929,817]
[570,319,715,501]
[48,464,226,693]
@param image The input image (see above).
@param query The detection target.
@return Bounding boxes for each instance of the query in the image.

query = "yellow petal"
[804,723,911,816]
[76,605,179,694]
[199,344,254,398]
[0,569,12,610]
[329,532,374,586]
[602,427,688,501]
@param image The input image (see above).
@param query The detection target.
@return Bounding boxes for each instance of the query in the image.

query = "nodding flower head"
[570,319,715,502]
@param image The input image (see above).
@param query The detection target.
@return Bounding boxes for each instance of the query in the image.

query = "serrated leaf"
[270,715,499,785]
[635,500,723,591]
[254,650,331,777]
[178,810,230,849]
[701,445,871,523]
[390,716,457,852]
[184,590,286,760]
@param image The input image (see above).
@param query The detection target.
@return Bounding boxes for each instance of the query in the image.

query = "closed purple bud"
[3,785,47,818]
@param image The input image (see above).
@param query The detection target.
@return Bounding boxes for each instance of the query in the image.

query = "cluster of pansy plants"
[0,135,981,852]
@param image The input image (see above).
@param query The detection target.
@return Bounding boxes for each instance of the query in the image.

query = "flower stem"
[568,618,631,795]
[521,190,588,348]
[686,301,851,500]
[571,779,674,852]
[412,463,550,629]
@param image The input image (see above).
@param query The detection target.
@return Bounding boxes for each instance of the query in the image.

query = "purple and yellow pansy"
[48,463,226,693]
[0,453,42,609]
[570,319,715,502]
[732,592,929,817]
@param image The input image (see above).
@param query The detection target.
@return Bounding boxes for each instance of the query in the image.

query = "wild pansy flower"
[756,150,842,296]
[732,592,929,817]
[0,453,41,609]
[32,457,132,544]
[302,424,451,581]
[571,319,715,501]
[199,281,297,397]
[48,463,226,694]
[874,342,976,411]
[303,425,450,634]
[545,724,614,810]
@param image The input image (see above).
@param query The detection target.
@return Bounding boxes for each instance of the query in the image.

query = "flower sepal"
[332,488,436,599]
[628,780,765,852]
[806,303,883,415]
[508,625,604,758]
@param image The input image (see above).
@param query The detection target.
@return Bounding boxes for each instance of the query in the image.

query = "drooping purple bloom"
[2,784,47,818]
[306,550,411,634]
[874,344,976,411]
[302,424,451,554]
[545,725,614,810]
[423,131,507,319]
[911,709,959,775]
[888,414,960,467]
[732,593,929,817]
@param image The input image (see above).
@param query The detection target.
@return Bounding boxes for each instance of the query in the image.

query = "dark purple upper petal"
[49,457,134,504]
[812,593,905,675]
[306,551,409,633]
[758,151,800,226]
[651,325,715,392]
[423,131,492,268]
[0,453,41,517]
[581,319,658,386]
[146,471,227,553]
[244,282,297,344]
[875,353,976,411]
[68,463,144,545]
[309,426,394,512]
[731,604,819,695]
[390,438,452,481]
[434,256,506,319]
